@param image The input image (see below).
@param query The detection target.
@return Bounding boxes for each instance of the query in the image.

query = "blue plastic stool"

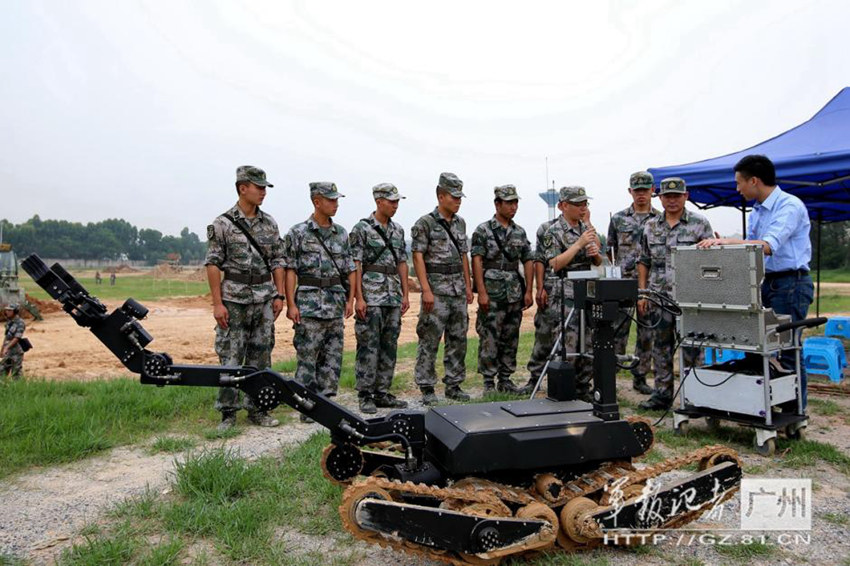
[803,337,847,383]
[704,347,746,364]
[825,317,850,339]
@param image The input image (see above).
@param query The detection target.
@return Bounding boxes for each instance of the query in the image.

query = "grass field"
[20,271,209,302]
[813,268,850,283]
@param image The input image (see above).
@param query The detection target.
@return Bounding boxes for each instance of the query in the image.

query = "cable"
[651,335,702,427]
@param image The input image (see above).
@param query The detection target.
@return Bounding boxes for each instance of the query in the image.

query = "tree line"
[810,222,850,270]
[0,216,206,264]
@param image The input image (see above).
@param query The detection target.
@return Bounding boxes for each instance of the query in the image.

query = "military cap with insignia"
[236,165,273,187]
[436,172,466,197]
[372,183,405,201]
[494,184,520,201]
[309,182,345,199]
[629,171,654,190]
[657,177,687,195]
[559,185,591,203]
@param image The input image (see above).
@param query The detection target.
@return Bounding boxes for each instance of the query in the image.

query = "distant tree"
[810,221,850,270]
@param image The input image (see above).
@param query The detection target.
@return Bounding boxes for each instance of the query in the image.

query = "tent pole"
[816,212,822,317]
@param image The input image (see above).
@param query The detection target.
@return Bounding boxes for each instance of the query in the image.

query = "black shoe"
[482,380,496,394]
[374,393,408,409]
[359,395,377,414]
[299,414,315,423]
[639,396,671,411]
[248,411,280,427]
[421,387,439,406]
[576,391,594,404]
[520,379,537,395]
[632,376,653,395]
[445,386,471,401]
[497,380,520,394]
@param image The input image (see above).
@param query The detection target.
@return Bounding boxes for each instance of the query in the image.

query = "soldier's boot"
[576,390,594,404]
[299,414,315,424]
[497,379,521,394]
[519,378,537,395]
[421,387,439,406]
[639,393,672,411]
[374,393,408,409]
[445,385,471,402]
[632,374,653,395]
[482,378,497,395]
[217,412,237,431]
[358,393,378,415]
[248,411,280,427]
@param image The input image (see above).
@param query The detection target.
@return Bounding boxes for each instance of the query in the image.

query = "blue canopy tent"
[648,87,850,315]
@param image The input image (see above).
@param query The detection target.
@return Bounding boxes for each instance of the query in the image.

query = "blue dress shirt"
[747,187,812,273]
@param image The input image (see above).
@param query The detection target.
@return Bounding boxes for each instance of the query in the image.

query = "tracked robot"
[23,255,741,565]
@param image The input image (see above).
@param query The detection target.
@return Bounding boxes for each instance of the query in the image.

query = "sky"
[2,0,849,241]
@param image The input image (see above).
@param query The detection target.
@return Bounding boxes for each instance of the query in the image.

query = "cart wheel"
[754,437,775,457]
[705,417,721,431]
[674,421,689,436]
[786,425,807,441]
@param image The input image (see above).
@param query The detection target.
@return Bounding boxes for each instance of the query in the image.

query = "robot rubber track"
[22,255,743,565]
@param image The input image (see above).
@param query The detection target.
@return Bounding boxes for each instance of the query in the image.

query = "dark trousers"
[761,272,814,408]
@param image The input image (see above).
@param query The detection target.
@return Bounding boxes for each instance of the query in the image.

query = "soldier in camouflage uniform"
[205,166,286,430]
[471,185,534,394]
[411,172,474,405]
[606,171,661,394]
[350,183,411,414]
[637,177,714,410]
[285,182,356,421]
[537,186,603,402]
[2,304,25,380]
[522,211,561,394]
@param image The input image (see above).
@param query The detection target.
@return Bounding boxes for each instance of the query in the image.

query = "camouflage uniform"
[639,178,713,403]
[472,185,533,390]
[285,183,355,396]
[540,210,596,399]
[2,313,25,379]
[607,175,661,386]
[412,174,470,393]
[206,173,285,415]
[350,186,408,401]
[525,217,558,386]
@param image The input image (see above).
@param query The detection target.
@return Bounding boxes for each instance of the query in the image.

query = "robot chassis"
[23,254,742,566]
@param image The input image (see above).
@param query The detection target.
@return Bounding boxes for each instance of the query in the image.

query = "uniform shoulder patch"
[207,224,216,241]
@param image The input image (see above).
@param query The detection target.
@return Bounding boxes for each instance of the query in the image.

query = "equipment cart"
[670,245,824,456]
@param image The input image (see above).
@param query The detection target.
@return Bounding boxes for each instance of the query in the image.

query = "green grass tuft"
[149,436,196,454]
[713,541,774,560]
[823,512,849,526]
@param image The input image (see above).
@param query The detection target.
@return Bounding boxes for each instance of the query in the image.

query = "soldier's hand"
[586,242,600,257]
[523,290,534,310]
[345,298,355,319]
[272,298,284,319]
[213,303,229,329]
[422,290,435,313]
[466,287,474,305]
[536,287,548,309]
[401,296,410,316]
[578,229,597,247]
[637,298,648,316]
[355,298,368,320]
[287,305,301,325]
[478,292,490,313]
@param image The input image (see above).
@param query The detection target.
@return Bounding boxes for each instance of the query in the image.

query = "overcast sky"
[2,0,849,241]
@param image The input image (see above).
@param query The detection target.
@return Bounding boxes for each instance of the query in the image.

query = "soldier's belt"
[363,264,398,275]
[298,275,342,288]
[224,271,271,285]
[482,259,519,271]
[425,263,462,275]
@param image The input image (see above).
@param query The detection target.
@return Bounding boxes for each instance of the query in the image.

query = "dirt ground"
[22,294,538,380]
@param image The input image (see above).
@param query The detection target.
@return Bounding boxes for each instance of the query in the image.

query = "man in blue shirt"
[698,154,814,407]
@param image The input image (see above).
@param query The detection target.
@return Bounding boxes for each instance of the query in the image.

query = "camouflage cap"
[372,182,405,201]
[236,165,273,188]
[629,171,654,190]
[657,177,687,195]
[437,172,466,198]
[494,184,520,201]
[309,182,345,200]
[559,185,591,204]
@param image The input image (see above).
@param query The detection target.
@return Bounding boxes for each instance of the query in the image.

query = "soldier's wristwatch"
[274,294,285,301]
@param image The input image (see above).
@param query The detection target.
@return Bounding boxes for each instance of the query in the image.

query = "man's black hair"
[734,154,776,186]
